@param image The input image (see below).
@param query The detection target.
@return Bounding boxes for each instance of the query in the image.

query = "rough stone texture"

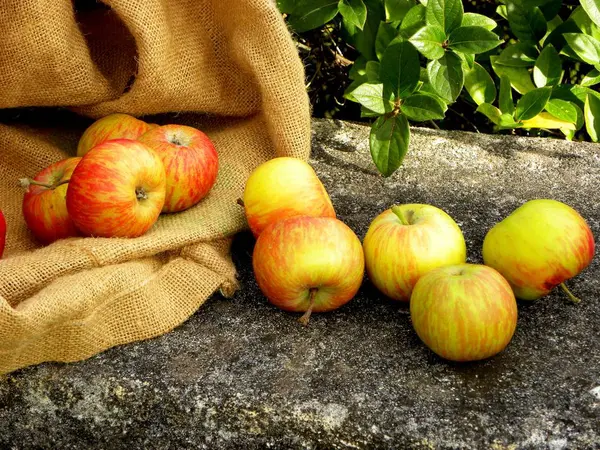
[1,118,599,449]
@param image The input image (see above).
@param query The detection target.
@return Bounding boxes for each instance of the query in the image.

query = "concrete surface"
[1,118,599,449]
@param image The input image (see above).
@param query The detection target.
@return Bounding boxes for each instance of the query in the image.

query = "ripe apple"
[66,139,166,238]
[21,157,82,244]
[77,113,152,157]
[252,216,364,325]
[0,210,6,258]
[410,264,518,362]
[483,199,595,302]
[242,157,336,237]
[363,204,467,302]
[138,124,219,213]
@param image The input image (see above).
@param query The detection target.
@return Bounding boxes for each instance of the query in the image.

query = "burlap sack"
[0,0,310,374]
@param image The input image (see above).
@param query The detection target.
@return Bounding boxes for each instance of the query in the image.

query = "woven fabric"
[0,0,310,374]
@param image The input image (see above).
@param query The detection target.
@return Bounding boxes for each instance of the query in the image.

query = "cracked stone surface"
[1,118,599,449]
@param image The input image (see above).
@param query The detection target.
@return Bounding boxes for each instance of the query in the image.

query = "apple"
[66,139,166,238]
[242,157,336,237]
[20,157,82,244]
[0,210,6,258]
[252,216,364,325]
[483,199,595,302]
[363,204,467,302]
[77,113,152,157]
[410,264,518,362]
[138,124,219,213]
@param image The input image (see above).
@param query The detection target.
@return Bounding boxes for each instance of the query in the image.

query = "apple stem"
[560,282,581,304]
[298,288,318,326]
[136,187,149,201]
[19,178,70,190]
[391,205,414,225]
[237,198,245,208]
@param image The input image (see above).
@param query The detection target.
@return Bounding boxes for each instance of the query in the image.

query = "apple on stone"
[483,199,595,303]
[363,204,467,302]
[252,216,364,325]
[20,157,82,244]
[66,139,166,238]
[138,124,219,213]
[242,157,336,237]
[77,113,152,157]
[410,264,518,362]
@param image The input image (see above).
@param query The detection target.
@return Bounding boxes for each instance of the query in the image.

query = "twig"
[448,106,480,133]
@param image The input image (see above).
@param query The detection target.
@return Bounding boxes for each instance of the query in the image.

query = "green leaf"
[551,85,600,113]
[370,115,410,176]
[496,43,538,67]
[564,33,600,66]
[401,92,446,121]
[581,0,600,29]
[544,99,578,123]
[569,6,600,40]
[582,68,600,87]
[427,51,464,102]
[539,0,562,20]
[349,56,367,80]
[464,62,496,105]
[499,113,522,129]
[499,74,515,115]
[386,0,416,21]
[491,56,536,94]
[345,83,394,114]
[496,5,508,20]
[276,0,296,14]
[361,106,380,117]
[585,93,600,142]
[459,52,474,70]
[425,0,463,34]
[366,61,381,82]
[533,44,562,87]
[338,0,367,29]
[380,38,421,98]
[544,20,581,53]
[376,22,399,60]
[476,103,502,124]
[461,12,497,31]
[342,1,384,60]
[409,25,446,59]
[521,112,576,130]
[287,0,339,32]
[400,4,426,38]
[515,87,552,121]
[507,4,546,42]
[447,26,502,54]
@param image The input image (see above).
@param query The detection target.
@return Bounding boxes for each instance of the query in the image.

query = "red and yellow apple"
[242,157,336,237]
[21,157,82,244]
[77,113,152,157]
[0,210,6,258]
[410,264,518,362]
[138,124,219,213]
[252,216,364,325]
[483,199,595,302]
[363,204,467,301]
[66,139,166,238]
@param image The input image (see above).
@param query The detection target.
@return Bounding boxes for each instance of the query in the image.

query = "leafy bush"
[278,0,600,176]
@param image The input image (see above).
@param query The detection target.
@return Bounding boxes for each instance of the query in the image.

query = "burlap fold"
[0,0,310,374]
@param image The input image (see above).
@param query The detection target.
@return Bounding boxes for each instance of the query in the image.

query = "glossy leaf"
[496,43,538,67]
[499,113,522,129]
[544,20,581,53]
[539,0,562,21]
[288,0,339,32]
[376,22,399,60]
[582,68,600,87]
[544,99,578,124]
[386,0,416,21]
[533,44,562,87]
[491,56,536,94]
[425,0,463,34]
[366,61,381,82]
[380,38,421,98]
[349,57,367,80]
[461,12,497,31]
[401,92,447,121]
[507,4,546,42]
[338,0,367,29]
[515,87,552,121]
[343,1,384,60]
[464,62,496,105]
[581,0,600,29]
[585,93,600,142]
[427,51,464,102]
[345,83,394,114]
[476,103,502,124]
[521,112,576,130]
[400,4,427,38]
[564,33,600,66]
[499,74,515,115]
[276,0,296,13]
[410,25,446,59]
[447,26,502,54]
[370,115,410,176]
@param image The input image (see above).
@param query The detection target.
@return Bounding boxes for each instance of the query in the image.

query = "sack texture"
[0,0,310,374]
